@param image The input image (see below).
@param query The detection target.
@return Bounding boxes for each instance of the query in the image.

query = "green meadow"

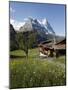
[10,48,66,89]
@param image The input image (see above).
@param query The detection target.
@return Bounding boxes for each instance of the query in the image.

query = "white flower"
[33,72,36,74]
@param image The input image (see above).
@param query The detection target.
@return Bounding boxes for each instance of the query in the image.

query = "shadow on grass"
[10,55,26,59]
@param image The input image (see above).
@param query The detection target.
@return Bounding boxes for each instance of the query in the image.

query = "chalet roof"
[38,40,53,48]
[38,38,66,50]
[55,38,66,50]
[55,38,66,45]
[55,44,65,50]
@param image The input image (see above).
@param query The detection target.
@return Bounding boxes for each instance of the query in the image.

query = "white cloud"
[24,18,28,21]
[10,19,15,24]
[10,19,25,30]
[10,7,15,13]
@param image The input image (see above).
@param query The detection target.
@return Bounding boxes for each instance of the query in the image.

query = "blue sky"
[10,1,66,36]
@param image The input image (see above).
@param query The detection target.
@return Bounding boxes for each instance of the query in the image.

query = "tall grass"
[10,49,66,89]
[53,56,66,64]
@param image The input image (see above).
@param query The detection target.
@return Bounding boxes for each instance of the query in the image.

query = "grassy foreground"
[10,48,66,89]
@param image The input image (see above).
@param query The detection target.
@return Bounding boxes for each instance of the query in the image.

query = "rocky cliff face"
[10,24,18,51]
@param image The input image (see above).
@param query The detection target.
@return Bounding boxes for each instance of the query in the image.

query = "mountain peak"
[19,17,55,34]
[42,18,47,25]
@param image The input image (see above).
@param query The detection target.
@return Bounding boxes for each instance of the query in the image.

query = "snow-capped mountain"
[20,18,55,35]
[19,18,56,43]
[41,18,55,34]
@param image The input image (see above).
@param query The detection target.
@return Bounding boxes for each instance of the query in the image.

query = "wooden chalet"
[55,38,66,57]
[38,38,66,57]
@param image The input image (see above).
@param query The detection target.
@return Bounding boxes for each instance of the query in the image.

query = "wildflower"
[33,71,36,74]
